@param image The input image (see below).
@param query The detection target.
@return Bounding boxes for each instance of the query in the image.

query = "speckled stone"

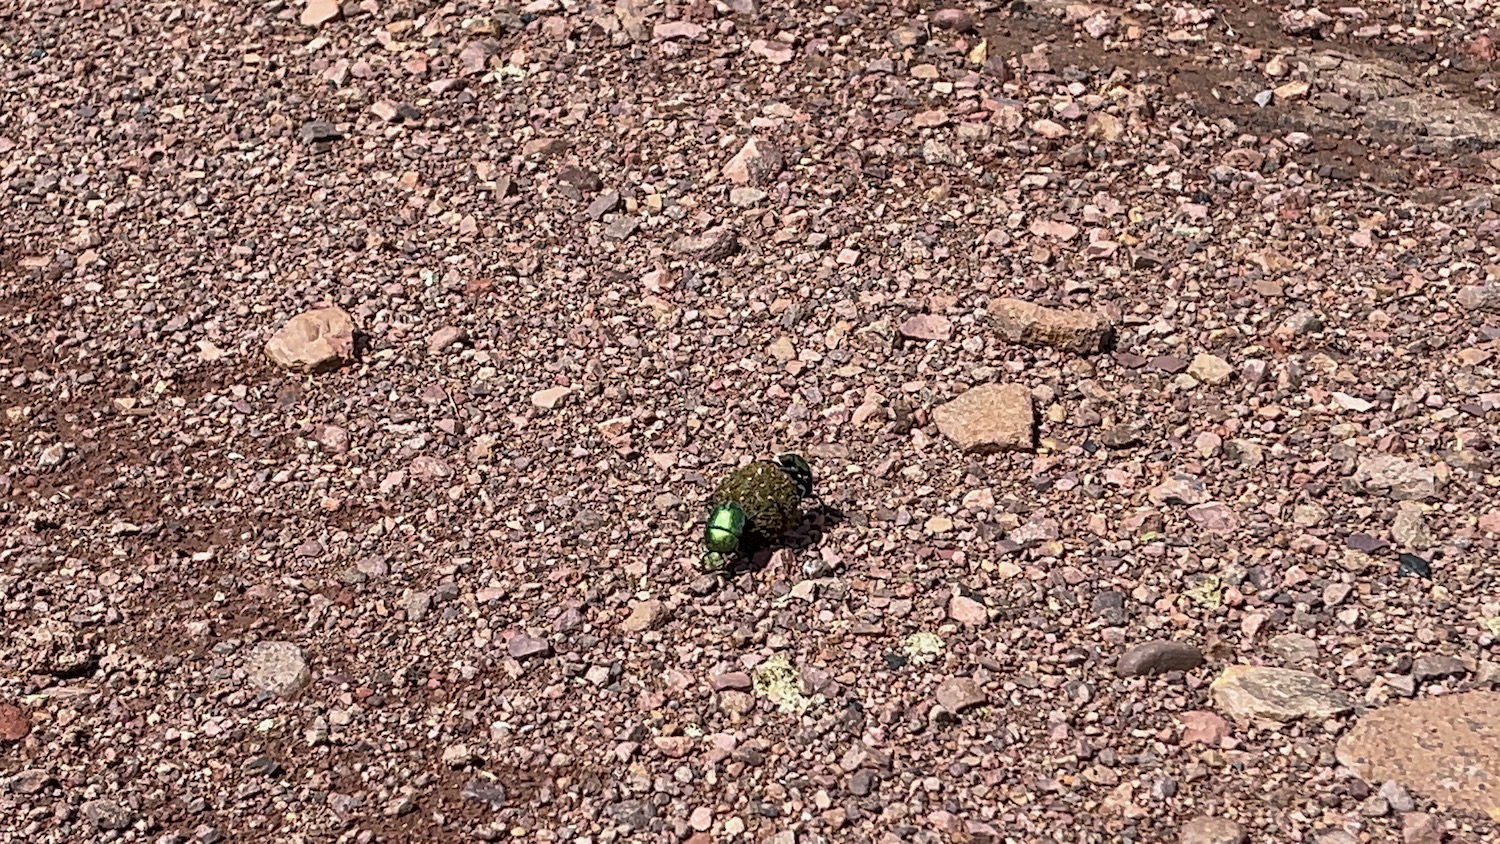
[1210,665,1353,724]
[1336,690,1500,820]
[932,383,1035,454]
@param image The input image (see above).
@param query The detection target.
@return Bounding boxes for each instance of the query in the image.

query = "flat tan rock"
[987,297,1114,355]
[1336,690,1500,821]
[264,307,356,373]
[1210,664,1353,724]
[301,0,341,27]
[933,384,1034,454]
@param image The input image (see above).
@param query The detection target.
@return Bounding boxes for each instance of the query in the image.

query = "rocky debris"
[986,297,1114,354]
[934,677,986,714]
[932,384,1035,453]
[1337,691,1500,819]
[1116,640,1205,677]
[620,599,669,633]
[722,137,783,186]
[1211,665,1353,724]
[246,641,311,696]
[264,307,356,373]
[1179,816,1247,844]
[8,0,1500,839]
[1279,8,1332,36]
[671,226,739,260]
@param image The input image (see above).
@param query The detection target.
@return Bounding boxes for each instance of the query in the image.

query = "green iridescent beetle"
[700,453,815,573]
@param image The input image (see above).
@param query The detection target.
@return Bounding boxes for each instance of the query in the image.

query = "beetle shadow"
[732,502,848,577]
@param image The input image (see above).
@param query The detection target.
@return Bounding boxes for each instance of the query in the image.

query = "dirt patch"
[980,0,1500,196]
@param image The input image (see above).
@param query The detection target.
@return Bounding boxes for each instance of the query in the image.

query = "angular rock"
[899,314,953,342]
[532,386,573,409]
[1148,475,1210,506]
[246,641,311,696]
[1210,665,1353,724]
[310,423,350,453]
[298,120,342,145]
[1116,640,1205,677]
[934,677,986,713]
[931,7,976,31]
[948,594,988,626]
[5,769,53,794]
[1336,691,1500,820]
[427,325,468,355]
[1456,283,1500,311]
[932,384,1035,454]
[722,137,783,186]
[671,226,739,260]
[507,633,552,661]
[987,297,1114,354]
[301,0,341,26]
[462,778,507,810]
[1391,507,1433,550]
[1355,454,1438,501]
[620,600,669,633]
[711,671,753,692]
[1179,711,1229,746]
[749,38,793,63]
[81,799,134,831]
[1381,781,1416,813]
[1412,655,1467,682]
[1187,353,1234,385]
[1180,816,1247,844]
[1402,812,1443,844]
[1187,502,1239,535]
[265,307,356,373]
[653,20,705,39]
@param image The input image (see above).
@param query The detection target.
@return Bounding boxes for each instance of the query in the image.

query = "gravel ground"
[4,0,1500,842]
